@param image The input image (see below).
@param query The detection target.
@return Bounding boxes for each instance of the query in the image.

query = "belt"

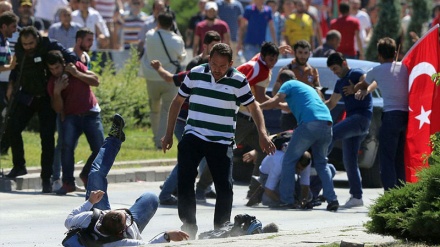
[237,112,253,122]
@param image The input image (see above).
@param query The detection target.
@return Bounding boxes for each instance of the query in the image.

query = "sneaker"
[160,195,178,206]
[5,166,27,179]
[343,196,364,208]
[326,200,339,212]
[75,184,86,192]
[195,189,206,203]
[55,183,76,195]
[108,114,125,142]
[42,180,52,193]
[52,179,63,191]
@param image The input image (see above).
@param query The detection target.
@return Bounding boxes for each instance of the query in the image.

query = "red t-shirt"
[330,15,360,57]
[47,61,98,116]
[236,53,270,87]
[195,19,230,54]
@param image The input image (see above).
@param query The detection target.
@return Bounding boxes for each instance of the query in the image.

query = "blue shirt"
[217,0,244,42]
[48,22,82,49]
[279,80,332,124]
[333,68,373,118]
[243,4,272,45]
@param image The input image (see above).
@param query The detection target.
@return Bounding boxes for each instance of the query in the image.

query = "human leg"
[60,115,83,187]
[205,142,233,229]
[87,114,125,210]
[52,115,62,182]
[177,134,204,238]
[80,113,105,188]
[379,111,408,190]
[146,80,162,148]
[157,82,178,148]
[129,192,159,233]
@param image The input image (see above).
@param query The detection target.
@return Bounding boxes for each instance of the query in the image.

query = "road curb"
[0,159,177,191]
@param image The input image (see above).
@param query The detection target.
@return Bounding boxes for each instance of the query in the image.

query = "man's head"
[198,0,207,12]
[325,29,341,50]
[209,43,233,81]
[327,52,349,78]
[293,40,312,66]
[46,51,66,78]
[157,11,173,30]
[277,69,297,85]
[205,1,218,21]
[202,30,221,55]
[349,0,361,12]
[266,0,278,13]
[75,28,94,52]
[339,2,350,15]
[294,0,307,14]
[99,209,133,237]
[130,0,145,10]
[260,42,279,69]
[283,0,295,16]
[0,11,18,38]
[296,151,311,173]
[376,37,396,61]
[152,0,165,17]
[19,26,40,53]
[19,0,33,19]
[78,0,91,12]
[59,7,73,27]
[0,1,12,14]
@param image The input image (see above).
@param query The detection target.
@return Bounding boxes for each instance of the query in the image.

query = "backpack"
[198,214,263,239]
[62,208,124,247]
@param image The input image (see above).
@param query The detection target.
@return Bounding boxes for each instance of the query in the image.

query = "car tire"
[361,155,382,188]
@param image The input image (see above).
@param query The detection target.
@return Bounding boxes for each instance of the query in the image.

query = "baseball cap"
[20,0,32,6]
[205,1,218,11]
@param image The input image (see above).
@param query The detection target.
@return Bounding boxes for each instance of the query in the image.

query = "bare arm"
[51,76,69,113]
[151,60,174,83]
[192,34,200,57]
[161,95,186,153]
[246,102,276,155]
[325,93,342,110]
[259,93,286,110]
[0,55,16,72]
[253,85,271,103]
[65,63,99,87]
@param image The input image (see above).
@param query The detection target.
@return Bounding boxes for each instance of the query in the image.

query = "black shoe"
[205,190,216,199]
[42,180,52,193]
[160,195,178,206]
[5,166,27,179]
[326,200,339,212]
[246,186,264,207]
[108,114,125,142]
[271,203,295,209]
[55,183,76,195]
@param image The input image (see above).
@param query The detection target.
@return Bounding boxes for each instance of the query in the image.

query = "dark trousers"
[8,95,56,181]
[177,134,233,229]
[0,83,10,152]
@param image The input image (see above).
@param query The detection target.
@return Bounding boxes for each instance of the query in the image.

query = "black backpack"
[62,208,124,247]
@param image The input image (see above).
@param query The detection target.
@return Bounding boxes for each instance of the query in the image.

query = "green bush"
[92,48,150,128]
[365,132,440,244]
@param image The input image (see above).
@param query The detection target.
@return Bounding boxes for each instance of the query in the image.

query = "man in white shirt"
[349,0,371,56]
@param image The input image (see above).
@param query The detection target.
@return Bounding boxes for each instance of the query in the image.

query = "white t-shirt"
[260,150,311,191]
[352,10,371,51]
[34,0,68,22]
[365,62,409,112]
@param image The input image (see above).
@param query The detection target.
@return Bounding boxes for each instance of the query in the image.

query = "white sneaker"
[343,196,364,208]
[52,179,62,191]
[75,184,86,192]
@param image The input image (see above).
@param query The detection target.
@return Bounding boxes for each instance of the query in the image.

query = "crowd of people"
[0,0,440,245]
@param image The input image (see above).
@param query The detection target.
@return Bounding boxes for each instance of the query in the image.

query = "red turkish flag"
[402,24,440,182]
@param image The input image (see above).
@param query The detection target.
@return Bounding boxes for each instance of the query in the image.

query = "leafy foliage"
[92,49,150,128]
[365,0,401,61]
[365,132,440,244]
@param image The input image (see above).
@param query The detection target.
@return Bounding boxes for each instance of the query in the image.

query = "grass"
[0,128,178,169]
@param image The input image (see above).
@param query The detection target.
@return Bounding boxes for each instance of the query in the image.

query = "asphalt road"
[0,178,395,247]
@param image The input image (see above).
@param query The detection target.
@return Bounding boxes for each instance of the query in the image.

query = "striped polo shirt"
[179,64,255,145]
[122,10,148,50]
[0,33,12,83]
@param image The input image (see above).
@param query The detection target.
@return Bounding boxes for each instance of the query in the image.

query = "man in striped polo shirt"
[161,43,275,239]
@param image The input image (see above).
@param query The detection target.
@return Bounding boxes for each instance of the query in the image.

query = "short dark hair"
[297,151,311,170]
[293,40,311,52]
[326,29,341,42]
[100,211,125,236]
[339,2,350,14]
[260,42,279,57]
[46,50,65,65]
[76,27,94,40]
[377,37,396,60]
[19,26,39,40]
[0,11,18,27]
[203,30,221,45]
[327,52,346,67]
[157,11,173,30]
[278,69,297,84]
[210,43,233,62]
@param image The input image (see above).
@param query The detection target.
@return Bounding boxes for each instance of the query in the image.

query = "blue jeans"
[61,112,104,185]
[52,115,62,181]
[243,44,261,61]
[330,114,370,199]
[379,111,408,190]
[279,120,336,204]
[86,137,158,232]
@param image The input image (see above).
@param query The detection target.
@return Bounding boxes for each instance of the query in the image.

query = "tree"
[403,0,431,53]
[365,0,401,61]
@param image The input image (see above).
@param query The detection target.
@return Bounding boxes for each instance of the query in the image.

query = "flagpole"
[402,24,440,61]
